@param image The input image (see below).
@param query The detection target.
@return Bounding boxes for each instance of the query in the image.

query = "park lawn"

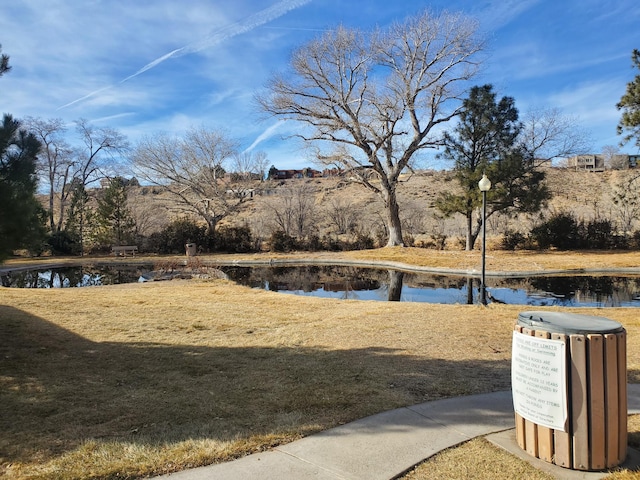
[2,248,640,479]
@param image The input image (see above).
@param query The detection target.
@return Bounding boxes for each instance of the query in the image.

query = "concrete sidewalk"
[158,384,640,480]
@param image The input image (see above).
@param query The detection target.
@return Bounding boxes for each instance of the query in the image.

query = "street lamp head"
[478,174,491,192]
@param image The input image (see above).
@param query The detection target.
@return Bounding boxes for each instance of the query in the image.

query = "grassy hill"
[119,167,640,250]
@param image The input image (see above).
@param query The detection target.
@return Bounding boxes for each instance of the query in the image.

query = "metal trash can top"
[517,311,623,336]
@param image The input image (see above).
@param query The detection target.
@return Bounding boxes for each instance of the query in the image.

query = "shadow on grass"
[1,305,513,468]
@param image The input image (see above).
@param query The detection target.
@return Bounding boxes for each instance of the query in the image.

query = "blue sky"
[1,0,639,170]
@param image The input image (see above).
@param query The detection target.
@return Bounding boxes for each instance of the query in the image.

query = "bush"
[530,213,580,250]
[630,230,640,249]
[147,218,209,254]
[348,233,375,250]
[214,226,254,253]
[585,219,614,249]
[501,230,527,251]
[269,230,298,252]
[303,234,324,251]
[528,213,625,250]
[48,230,81,255]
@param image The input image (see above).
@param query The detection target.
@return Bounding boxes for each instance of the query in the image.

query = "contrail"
[59,0,312,110]
[244,120,286,152]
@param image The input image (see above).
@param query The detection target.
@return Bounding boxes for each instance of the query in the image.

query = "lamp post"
[478,174,491,305]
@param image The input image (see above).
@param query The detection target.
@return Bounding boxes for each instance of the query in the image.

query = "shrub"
[530,213,580,250]
[269,230,298,252]
[630,230,640,249]
[214,226,254,253]
[528,214,625,250]
[304,234,324,251]
[47,230,82,255]
[501,230,527,251]
[147,217,209,254]
[585,219,614,249]
[348,233,375,250]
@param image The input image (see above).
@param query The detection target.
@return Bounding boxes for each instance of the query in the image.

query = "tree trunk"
[466,212,473,250]
[384,187,404,247]
[466,277,474,305]
[388,270,404,301]
[48,192,55,232]
[466,211,483,251]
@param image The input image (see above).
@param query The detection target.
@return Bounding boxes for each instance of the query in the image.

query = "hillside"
[116,167,639,250]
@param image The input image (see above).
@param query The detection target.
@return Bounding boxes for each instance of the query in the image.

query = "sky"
[1,0,639,171]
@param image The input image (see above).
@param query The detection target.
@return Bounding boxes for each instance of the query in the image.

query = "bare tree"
[611,175,640,236]
[25,117,73,232]
[519,108,591,165]
[74,118,129,187]
[602,144,627,170]
[234,150,269,181]
[259,10,484,246]
[326,197,359,235]
[263,183,317,239]
[132,127,251,232]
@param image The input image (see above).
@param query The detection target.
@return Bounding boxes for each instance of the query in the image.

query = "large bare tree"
[259,10,484,246]
[132,127,254,232]
[25,117,73,232]
[24,117,129,235]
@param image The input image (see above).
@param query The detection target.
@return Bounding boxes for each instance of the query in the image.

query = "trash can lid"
[517,311,623,335]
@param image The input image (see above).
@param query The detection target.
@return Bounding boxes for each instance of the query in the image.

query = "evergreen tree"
[436,85,549,250]
[0,114,46,260]
[94,177,136,247]
[64,180,91,255]
[0,44,10,77]
[617,49,640,148]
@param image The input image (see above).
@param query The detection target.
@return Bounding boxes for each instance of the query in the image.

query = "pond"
[219,265,640,308]
[3,263,640,307]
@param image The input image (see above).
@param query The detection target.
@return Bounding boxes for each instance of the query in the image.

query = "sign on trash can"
[512,311,627,471]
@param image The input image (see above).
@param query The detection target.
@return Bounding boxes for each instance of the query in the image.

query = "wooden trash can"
[513,311,627,471]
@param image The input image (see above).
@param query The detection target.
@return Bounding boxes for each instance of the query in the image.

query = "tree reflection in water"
[221,266,640,307]
[4,264,640,307]
[1,265,148,288]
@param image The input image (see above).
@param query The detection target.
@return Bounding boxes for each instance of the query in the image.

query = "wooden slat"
[514,325,527,451]
[618,331,628,465]
[536,329,554,462]
[604,333,620,468]
[523,327,538,457]
[552,332,571,469]
[588,334,606,470]
[571,334,589,470]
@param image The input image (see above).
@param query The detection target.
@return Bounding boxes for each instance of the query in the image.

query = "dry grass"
[2,249,640,479]
[401,437,556,480]
[402,414,640,480]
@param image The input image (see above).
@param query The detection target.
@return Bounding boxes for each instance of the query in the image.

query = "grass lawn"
[2,248,640,479]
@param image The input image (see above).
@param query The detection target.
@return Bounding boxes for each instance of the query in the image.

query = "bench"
[111,245,138,257]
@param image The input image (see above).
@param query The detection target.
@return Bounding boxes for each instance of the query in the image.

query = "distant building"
[268,166,340,180]
[567,154,605,171]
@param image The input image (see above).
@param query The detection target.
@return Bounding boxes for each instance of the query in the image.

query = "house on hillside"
[567,154,606,171]
[268,166,339,179]
[566,153,640,171]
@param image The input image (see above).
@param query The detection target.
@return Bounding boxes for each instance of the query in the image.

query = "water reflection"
[1,264,149,288]
[3,264,640,307]
[219,265,640,307]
